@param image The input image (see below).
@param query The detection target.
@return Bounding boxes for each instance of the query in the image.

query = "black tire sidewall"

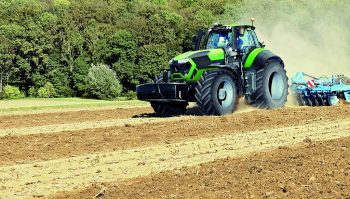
[210,73,238,115]
[151,101,187,115]
[262,61,289,108]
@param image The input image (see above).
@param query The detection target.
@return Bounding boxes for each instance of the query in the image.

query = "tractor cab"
[194,23,263,65]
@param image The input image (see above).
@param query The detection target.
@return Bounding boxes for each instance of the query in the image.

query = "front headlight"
[177,58,190,64]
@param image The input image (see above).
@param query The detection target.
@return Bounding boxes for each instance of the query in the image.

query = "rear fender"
[243,49,285,102]
[244,49,284,70]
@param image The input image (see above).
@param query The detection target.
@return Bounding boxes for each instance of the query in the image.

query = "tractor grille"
[170,61,191,75]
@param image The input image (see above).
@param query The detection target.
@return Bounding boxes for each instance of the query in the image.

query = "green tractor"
[136,22,289,116]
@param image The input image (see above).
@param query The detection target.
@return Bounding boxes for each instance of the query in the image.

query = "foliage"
[38,82,56,98]
[72,56,90,96]
[85,64,122,99]
[7,0,344,98]
[28,87,37,97]
[124,90,137,100]
[0,0,247,99]
[1,85,25,99]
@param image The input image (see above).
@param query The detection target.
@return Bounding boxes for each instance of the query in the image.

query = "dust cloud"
[235,0,350,78]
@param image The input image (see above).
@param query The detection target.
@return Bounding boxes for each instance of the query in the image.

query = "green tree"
[0,0,247,98]
[0,35,14,92]
[72,56,91,96]
[38,82,56,98]
[107,30,138,91]
[1,85,24,99]
[137,44,169,84]
[86,64,122,99]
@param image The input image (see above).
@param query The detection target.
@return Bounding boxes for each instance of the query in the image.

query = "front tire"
[150,75,187,116]
[252,60,289,109]
[195,70,238,116]
[151,101,187,116]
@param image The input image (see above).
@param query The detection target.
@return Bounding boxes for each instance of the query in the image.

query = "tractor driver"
[206,30,233,50]
[236,36,243,53]
[215,32,232,49]
[236,27,245,53]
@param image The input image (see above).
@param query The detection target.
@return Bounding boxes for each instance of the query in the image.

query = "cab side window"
[206,32,233,49]
[239,30,256,48]
[250,30,261,48]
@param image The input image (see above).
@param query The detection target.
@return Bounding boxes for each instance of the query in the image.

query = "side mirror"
[260,41,266,48]
[194,29,204,51]
[192,35,197,46]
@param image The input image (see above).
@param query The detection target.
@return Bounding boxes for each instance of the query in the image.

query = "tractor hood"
[170,48,225,67]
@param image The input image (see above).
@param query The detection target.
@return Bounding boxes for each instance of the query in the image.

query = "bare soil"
[53,136,350,199]
[0,105,349,165]
[0,102,349,198]
[2,118,349,198]
[0,107,151,129]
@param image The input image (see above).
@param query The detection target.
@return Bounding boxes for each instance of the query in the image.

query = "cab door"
[239,29,261,61]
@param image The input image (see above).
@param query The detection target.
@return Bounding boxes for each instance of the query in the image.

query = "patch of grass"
[0,98,148,113]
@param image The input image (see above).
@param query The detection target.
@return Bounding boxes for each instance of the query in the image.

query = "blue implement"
[291,72,350,106]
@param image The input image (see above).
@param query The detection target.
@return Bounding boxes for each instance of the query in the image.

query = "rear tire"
[151,101,187,116]
[195,70,238,115]
[252,60,289,109]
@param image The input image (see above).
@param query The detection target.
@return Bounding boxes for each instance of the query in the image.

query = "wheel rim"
[217,80,234,108]
[268,72,285,100]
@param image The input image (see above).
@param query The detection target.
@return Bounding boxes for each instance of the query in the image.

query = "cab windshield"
[206,31,232,49]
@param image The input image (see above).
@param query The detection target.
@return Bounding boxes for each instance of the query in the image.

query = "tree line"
[2,0,343,99]
[0,0,241,99]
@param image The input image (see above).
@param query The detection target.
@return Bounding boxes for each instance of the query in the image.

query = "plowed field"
[0,101,349,198]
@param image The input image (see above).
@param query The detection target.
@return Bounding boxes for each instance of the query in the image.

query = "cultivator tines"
[291,72,350,106]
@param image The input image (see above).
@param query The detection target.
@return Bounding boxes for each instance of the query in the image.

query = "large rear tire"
[252,60,289,109]
[195,70,238,116]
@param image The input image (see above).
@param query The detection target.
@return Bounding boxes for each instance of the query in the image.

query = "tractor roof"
[211,23,255,31]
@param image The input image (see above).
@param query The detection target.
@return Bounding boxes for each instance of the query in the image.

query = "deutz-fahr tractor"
[136,22,289,116]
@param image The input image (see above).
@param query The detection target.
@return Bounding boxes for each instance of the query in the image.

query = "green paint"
[170,58,218,82]
[244,48,265,69]
[173,51,195,61]
[171,59,196,81]
[173,49,209,61]
[188,68,217,82]
[173,49,224,62]
[170,49,224,82]
[208,49,225,61]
